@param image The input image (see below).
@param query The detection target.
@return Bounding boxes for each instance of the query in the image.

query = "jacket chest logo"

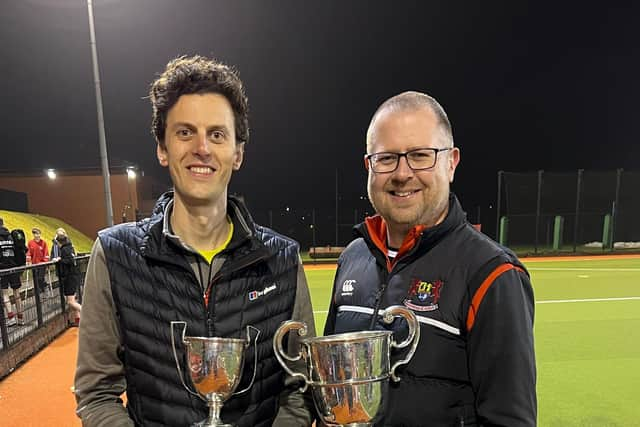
[249,283,277,301]
[404,278,444,312]
[341,279,356,296]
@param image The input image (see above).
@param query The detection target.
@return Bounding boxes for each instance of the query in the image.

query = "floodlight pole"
[610,168,623,251]
[87,0,114,227]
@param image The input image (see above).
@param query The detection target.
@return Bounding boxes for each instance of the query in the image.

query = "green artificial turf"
[304,257,640,426]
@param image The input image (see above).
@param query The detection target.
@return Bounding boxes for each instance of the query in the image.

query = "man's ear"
[448,147,461,183]
[232,143,245,170]
[157,143,168,167]
[364,155,370,171]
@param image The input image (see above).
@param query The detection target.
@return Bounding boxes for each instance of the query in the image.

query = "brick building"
[0,167,168,239]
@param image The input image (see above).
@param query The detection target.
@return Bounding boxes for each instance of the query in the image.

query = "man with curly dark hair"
[75,55,316,427]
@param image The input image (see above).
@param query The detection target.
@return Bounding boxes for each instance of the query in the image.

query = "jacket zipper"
[204,251,269,337]
[368,268,390,330]
[365,245,415,330]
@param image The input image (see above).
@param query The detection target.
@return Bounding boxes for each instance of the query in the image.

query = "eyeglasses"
[366,147,452,173]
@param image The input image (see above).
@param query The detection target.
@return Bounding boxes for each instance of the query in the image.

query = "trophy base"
[192,421,234,427]
[326,424,372,427]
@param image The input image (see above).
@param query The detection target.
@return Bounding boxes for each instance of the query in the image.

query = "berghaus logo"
[249,283,277,301]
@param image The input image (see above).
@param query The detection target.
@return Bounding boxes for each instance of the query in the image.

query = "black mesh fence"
[498,169,640,254]
[249,204,373,252]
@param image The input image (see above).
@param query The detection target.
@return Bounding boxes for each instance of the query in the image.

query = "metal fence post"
[573,169,583,252]
[499,216,509,246]
[553,216,564,251]
[610,168,623,251]
[535,170,543,254]
[602,214,612,251]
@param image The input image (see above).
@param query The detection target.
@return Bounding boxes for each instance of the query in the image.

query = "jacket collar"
[355,193,467,271]
[140,191,264,264]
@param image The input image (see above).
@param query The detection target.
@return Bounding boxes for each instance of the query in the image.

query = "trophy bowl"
[171,322,259,427]
[185,336,246,402]
[273,306,419,426]
[311,380,387,426]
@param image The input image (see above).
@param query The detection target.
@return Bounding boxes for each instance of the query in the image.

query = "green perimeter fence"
[497,169,640,255]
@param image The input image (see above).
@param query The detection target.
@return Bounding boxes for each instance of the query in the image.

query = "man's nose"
[194,133,211,157]
[392,155,415,179]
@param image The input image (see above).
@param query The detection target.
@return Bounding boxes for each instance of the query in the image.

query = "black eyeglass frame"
[365,147,453,173]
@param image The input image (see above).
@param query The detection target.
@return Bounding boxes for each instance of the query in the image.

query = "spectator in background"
[54,228,82,324]
[27,227,50,298]
[51,230,62,286]
[51,229,61,260]
[11,229,28,268]
[11,228,28,323]
[0,218,24,326]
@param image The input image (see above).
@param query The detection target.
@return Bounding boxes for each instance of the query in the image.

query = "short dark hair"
[32,227,41,234]
[367,91,453,151]
[149,55,249,146]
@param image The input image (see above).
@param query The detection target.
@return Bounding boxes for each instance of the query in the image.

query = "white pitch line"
[312,297,640,314]
[528,267,640,271]
[536,296,640,304]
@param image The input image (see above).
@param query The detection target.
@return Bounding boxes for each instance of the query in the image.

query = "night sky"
[1,1,639,241]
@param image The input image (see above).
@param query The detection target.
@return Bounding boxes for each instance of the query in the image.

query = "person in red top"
[27,227,49,296]
[27,228,48,263]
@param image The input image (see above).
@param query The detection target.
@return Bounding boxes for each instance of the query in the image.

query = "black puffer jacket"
[58,238,81,291]
[99,193,300,427]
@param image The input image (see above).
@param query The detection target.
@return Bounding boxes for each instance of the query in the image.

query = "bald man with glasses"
[323,91,536,426]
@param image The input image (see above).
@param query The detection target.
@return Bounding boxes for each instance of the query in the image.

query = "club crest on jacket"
[404,278,443,311]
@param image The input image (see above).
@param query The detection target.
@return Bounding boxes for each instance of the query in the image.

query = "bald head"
[366,91,453,152]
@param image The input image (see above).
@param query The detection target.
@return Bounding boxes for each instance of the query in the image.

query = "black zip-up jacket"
[58,240,80,277]
[0,226,17,269]
[324,195,536,427]
[78,192,312,427]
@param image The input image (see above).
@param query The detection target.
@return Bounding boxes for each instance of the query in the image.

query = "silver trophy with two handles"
[273,305,420,426]
[171,321,260,427]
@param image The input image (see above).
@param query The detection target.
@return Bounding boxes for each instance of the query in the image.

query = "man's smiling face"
[366,107,459,235]
[157,93,244,208]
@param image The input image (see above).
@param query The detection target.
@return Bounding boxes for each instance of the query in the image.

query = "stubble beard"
[370,188,450,233]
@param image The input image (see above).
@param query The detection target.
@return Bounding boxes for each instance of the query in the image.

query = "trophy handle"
[233,325,261,396]
[170,321,202,399]
[272,320,311,392]
[381,305,420,382]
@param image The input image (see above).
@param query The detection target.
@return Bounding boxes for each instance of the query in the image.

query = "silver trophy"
[171,321,260,427]
[273,305,420,426]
